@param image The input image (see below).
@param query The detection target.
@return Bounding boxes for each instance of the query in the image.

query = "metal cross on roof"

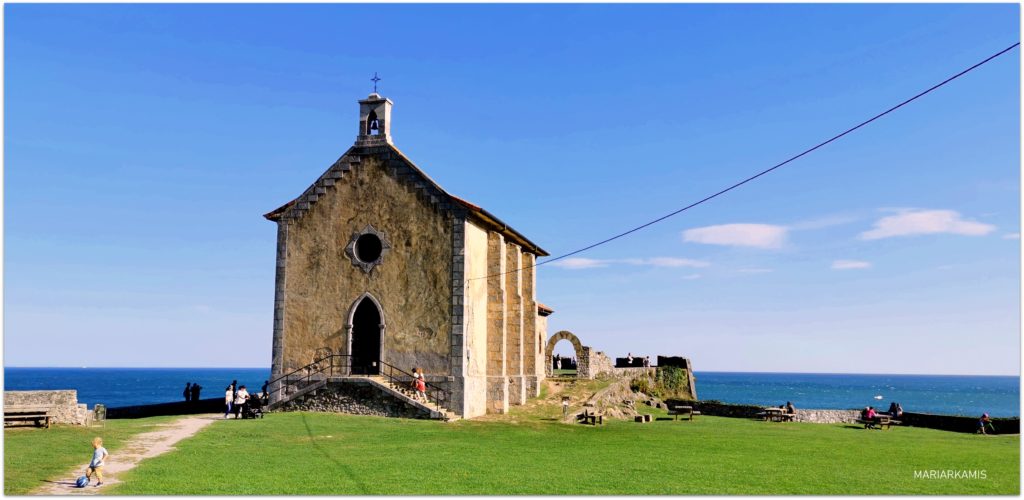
[371,72,381,93]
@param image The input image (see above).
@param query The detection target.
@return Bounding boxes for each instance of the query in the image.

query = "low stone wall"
[900,412,1020,434]
[277,380,431,419]
[4,390,92,425]
[614,367,656,378]
[107,397,225,419]
[793,409,859,424]
[663,399,1020,434]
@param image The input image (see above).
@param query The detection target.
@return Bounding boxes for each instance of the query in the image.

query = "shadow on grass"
[301,414,369,494]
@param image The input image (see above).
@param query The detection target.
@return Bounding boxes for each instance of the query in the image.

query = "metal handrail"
[268,354,451,414]
[268,354,351,404]
[377,360,451,412]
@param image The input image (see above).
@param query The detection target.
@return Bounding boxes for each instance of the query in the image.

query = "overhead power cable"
[468,42,1020,282]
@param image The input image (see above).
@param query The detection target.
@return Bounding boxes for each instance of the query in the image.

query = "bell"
[369,119,379,131]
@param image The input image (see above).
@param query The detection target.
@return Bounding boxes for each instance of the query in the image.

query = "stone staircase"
[364,376,460,422]
[268,376,459,422]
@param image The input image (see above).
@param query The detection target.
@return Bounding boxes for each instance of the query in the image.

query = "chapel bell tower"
[356,93,393,146]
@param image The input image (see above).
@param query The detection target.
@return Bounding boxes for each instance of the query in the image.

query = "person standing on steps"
[183,382,192,402]
[415,373,427,403]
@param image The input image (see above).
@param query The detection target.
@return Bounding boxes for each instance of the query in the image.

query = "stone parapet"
[4,390,92,425]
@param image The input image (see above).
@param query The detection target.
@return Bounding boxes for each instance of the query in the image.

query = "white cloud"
[1003,233,1020,240]
[788,213,861,231]
[642,257,710,268]
[683,223,788,249]
[831,260,871,270]
[681,274,701,280]
[859,209,996,240]
[549,257,609,269]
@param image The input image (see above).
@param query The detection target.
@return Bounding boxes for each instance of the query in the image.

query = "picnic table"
[759,408,795,422]
[668,405,701,421]
[856,415,900,430]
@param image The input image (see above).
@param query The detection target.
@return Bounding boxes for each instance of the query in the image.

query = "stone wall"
[662,399,1020,434]
[900,412,1020,434]
[793,409,859,424]
[277,382,431,419]
[4,390,91,425]
[504,242,525,405]
[107,398,224,419]
[279,154,453,375]
[486,232,508,414]
[587,350,616,378]
[613,367,656,378]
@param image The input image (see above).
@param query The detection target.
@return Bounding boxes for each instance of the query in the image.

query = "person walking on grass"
[978,413,996,435]
[224,385,233,419]
[233,385,250,418]
[85,437,108,487]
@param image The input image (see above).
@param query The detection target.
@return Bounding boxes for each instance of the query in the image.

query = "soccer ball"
[75,476,89,488]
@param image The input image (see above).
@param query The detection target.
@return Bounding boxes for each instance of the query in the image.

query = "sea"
[3,368,1019,417]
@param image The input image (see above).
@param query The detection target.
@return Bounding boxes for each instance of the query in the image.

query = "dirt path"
[33,414,221,495]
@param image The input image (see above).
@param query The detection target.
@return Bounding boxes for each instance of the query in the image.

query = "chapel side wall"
[505,243,526,406]
[521,253,540,398]
[461,221,490,418]
[486,232,509,414]
[535,314,549,384]
[281,155,452,375]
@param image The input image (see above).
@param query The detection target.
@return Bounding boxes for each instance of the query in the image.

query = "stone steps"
[365,377,459,422]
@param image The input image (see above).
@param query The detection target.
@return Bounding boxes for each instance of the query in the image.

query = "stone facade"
[4,390,92,425]
[266,93,550,419]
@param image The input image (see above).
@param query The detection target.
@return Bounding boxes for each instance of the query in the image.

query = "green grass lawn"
[108,411,1019,495]
[3,416,178,495]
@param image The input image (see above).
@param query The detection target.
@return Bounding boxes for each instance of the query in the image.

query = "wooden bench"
[856,416,900,430]
[4,405,54,428]
[668,405,701,421]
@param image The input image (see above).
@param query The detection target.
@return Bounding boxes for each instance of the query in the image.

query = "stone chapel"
[264,93,552,418]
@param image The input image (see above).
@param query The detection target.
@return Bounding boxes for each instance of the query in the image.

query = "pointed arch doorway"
[349,295,383,375]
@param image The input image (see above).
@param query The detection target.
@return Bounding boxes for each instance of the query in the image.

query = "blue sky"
[4,4,1019,374]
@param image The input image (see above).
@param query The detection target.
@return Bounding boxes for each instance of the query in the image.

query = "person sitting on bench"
[785,401,796,414]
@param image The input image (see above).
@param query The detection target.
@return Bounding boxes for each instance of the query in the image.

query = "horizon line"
[4,366,1019,378]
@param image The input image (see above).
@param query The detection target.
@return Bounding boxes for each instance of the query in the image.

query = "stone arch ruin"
[545,330,592,379]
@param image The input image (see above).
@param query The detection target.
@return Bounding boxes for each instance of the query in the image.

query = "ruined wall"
[461,221,490,418]
[4,390,91,425]
[281,155,452,374]
[587,350,616,378]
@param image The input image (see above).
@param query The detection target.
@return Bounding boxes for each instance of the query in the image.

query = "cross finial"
[371,72,382,93]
